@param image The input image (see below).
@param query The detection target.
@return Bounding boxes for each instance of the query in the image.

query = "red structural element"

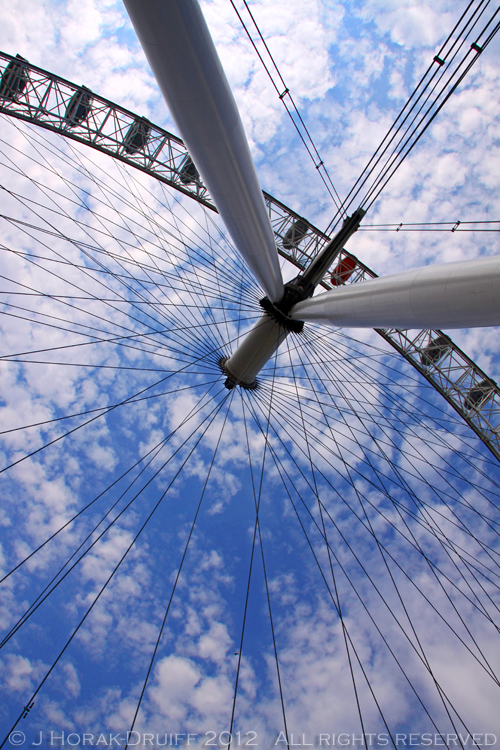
[330,255,357,286]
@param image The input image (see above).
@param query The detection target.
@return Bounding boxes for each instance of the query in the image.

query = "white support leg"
[291,256,500,330]
[222,315,289,388]
[122,0,284,303]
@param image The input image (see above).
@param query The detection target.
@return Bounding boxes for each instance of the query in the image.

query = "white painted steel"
[291,256,500,329]
[122,0,284,302]
[224,315,289,387]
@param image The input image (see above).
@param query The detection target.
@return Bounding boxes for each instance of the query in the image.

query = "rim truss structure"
[1,50,499,461]
[332,251,500,462]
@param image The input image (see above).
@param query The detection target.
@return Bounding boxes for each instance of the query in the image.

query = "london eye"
[1,0,500,745]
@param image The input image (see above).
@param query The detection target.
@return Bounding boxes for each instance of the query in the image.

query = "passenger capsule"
[419,335,449,367]
[283,219,309,250]
[65,86,92,126]
[179,154,199,185]
[464,379,491,410]
[123,118,151,154]
[330,255,357,286]
[0,54,29,101]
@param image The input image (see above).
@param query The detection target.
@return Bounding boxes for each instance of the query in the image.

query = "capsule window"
[0,54,29,101]
[65,86,92,126]
[179,155,198,185]
[419,335,449,367]
[123,118,151,154]
[465,379,491,410]
[330,255,357,286]
[283,219,309,250]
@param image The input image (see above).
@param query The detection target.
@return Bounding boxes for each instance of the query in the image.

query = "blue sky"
[1,0,500,746]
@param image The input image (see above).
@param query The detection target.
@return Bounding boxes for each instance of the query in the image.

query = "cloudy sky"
[1,0,500,747]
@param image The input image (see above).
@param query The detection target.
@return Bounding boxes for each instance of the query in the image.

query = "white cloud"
[0,653,46,693]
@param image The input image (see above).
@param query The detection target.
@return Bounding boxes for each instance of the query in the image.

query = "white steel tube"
[224,315,289,387]
[290,256,500,329]
[122,0,284,302]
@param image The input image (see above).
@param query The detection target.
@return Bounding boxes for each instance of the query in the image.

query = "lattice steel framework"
[1,50,499,460]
